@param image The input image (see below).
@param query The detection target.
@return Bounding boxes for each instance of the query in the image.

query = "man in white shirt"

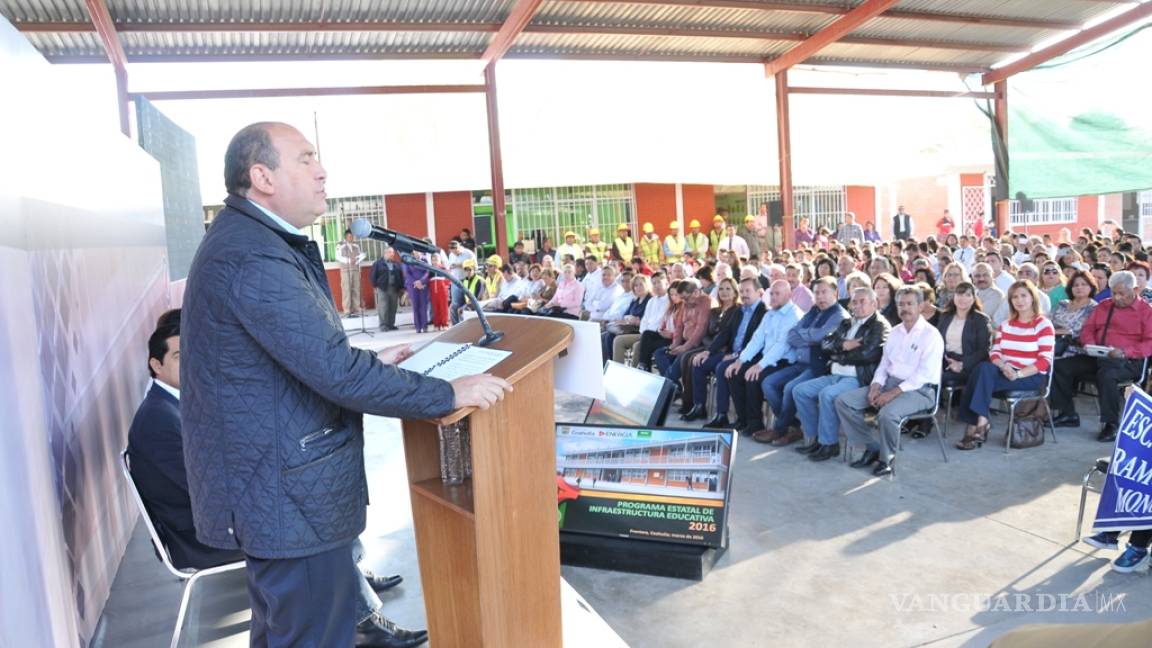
[1012,236,1032,267]
[446,240,477,324]
[581,255,604,312]
[835,286,943,477]
[336,230,366,317]
[601,271,637,323]
[479,265,530,312]
[587,265,625,322]
[716,225,750,259]
[987,253,1016,294]
[954,236,976,271]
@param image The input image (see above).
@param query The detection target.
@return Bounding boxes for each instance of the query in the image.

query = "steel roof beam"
[129,85,487,101]
[561,1,1081,30]
[82,0,130,136]
[13,20,1024,54]
[764,0,900,76]
[981,1,1152,85]
[789,86,996,99]
[481,0,547,67]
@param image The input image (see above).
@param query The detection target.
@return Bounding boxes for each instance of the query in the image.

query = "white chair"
[120,449,245,648]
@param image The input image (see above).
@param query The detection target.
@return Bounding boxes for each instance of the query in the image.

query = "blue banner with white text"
[1093,386,1152,532]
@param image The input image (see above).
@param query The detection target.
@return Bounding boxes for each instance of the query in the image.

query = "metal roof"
[0,0,1137,71]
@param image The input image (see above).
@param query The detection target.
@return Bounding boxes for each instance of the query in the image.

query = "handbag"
[606,322,639,336]
[1005,399,1048,449]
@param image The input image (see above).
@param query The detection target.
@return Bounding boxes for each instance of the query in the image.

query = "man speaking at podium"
[182,122,511,647]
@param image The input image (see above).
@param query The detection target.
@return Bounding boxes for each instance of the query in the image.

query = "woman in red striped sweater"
[954,279,1055,449]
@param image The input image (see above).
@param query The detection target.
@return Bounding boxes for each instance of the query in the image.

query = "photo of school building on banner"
[555,424,734,547]
[1093,387,1152,532]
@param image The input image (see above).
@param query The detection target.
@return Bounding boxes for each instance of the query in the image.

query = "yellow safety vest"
[686,232,708,255]
[483,274,502,298]
[640,236,662,265]
[613,237,635,261]
[709,229,725,256]
[584,240,608,261]
[664,235,686,263]
[462,274,484,299]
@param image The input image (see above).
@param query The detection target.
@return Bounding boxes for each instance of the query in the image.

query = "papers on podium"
[400,341,511,381]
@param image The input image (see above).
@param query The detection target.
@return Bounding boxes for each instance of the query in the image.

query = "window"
[747,185,846,233]
[510,184,635,249]
[1008,197,1077,226]
[1140,191,1152,220]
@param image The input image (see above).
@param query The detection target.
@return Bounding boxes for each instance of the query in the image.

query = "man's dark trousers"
[691,354,738,414]
[730,361,786,433]
[1051,356,1141,424]
[246,542,360,647]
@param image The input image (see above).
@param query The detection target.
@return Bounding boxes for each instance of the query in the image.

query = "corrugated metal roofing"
[0,0,1139,70]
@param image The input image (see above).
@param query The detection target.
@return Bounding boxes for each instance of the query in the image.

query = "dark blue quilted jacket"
[181,195,455,559]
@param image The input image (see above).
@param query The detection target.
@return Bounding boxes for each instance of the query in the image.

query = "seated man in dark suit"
[127,310,425,648]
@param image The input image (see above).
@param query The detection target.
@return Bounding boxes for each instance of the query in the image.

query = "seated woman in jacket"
[953,280,1054,450]
[540,263,584,319]
[935,281,992,387]
[872,272,903,326]
[676,278,740,414]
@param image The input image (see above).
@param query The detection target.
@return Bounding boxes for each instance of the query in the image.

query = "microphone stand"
[400,253,504,347]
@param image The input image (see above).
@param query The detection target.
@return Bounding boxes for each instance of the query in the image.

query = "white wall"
[0,17,170,647]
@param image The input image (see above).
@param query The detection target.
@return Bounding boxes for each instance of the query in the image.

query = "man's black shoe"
[355,612,428,648]
[1052,412,1080,428]
[809,444,840,462]
[1098,423,1118,443]
[850,449,880,469]
[681,405,707,422]
[677,401,693,416]
[365,573,403,593]
[704,415,732,429]
[732,419,748,432]
[794,440,820,455]
[872,461,895,477]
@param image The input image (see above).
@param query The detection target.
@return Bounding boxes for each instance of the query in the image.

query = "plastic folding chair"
[120,449,245,648]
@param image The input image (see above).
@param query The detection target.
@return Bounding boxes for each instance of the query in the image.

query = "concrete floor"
[94,309,1152,648]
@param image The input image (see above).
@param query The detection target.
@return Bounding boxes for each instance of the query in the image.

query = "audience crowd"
[362,214,1152,573]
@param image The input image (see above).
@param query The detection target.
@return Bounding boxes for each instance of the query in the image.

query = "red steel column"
[776,69,795,250]
[484,64,508,254]
[993,80,1008,236]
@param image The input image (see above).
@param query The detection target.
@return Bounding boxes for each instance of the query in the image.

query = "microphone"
[350,218,439,255]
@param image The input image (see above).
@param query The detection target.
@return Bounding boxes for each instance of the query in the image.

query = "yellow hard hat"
[689,219,701,228]
[588,227,600,236]
[713,215,725,223]
[462,259,476,269]
[487,254,502,266]
[617,222,630,231]
[669,221,680,229]
[745,214,755,222]
[642,223,654,234]
[564,231,576,239]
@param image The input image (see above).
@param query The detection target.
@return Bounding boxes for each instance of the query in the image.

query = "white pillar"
[675,183,685,231]
[425,192,437,246]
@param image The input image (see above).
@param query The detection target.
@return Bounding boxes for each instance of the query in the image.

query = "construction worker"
[612,223,635,262]
[556,230,583,262]
[455,259,485,320]
[685,219,709,257]
[708,215,727,258]
[584,227,609,261]
[664,221,686,263]
[482,254,504,299]
[738,214,762,260]
[638,223,663,266]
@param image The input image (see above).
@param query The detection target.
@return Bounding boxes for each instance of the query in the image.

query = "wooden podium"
[401,316,573,647]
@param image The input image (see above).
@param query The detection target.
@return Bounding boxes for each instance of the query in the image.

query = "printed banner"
[1093,386,1152,532]
[556,424,734,547]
